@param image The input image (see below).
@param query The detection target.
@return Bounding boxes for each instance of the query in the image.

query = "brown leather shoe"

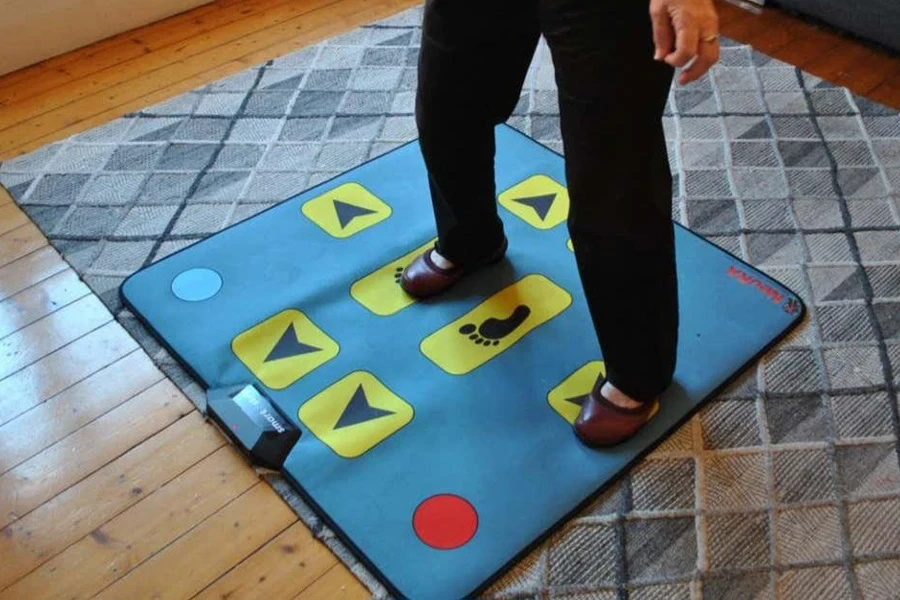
[574,379,659,447]
[400,238,507,299]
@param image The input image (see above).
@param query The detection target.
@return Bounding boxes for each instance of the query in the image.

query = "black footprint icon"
[459,305,531,346]
[394,266,404,284]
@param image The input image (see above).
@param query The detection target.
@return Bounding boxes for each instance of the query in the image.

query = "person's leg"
[402,0,540,298]
[540,0,677,445]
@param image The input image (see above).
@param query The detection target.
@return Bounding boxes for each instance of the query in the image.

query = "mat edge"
[119,126,808,599]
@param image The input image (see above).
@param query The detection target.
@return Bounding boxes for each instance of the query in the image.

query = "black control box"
[206,384,300,470]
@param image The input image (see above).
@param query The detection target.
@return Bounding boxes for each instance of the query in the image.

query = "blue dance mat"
[122,125,804,599]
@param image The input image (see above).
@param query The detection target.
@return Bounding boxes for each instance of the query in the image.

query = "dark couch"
[772,0,900,53]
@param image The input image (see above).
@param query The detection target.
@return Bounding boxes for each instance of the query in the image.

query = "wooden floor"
[0,1,897,599]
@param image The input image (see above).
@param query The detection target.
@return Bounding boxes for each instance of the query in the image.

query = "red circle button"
[413,494,479,550]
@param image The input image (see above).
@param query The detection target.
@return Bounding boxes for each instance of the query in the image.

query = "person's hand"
[650,0,720,85]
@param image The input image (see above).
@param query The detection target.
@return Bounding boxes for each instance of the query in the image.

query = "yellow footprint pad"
[420,274,572,375]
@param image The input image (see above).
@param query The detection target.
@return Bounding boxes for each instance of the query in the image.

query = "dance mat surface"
[121,125,804,599]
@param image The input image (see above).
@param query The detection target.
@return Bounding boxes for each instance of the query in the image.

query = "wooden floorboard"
[0,321,139,426]
[91,483,296,600]
[0,224,48,270]
[0,268,91,340]
[0,0,897,598]
[192,521,339,600]
[0,295,111,380]
[0,446,257,600]
[0,0,350,132]
[0,351,162,475]
[0,247,69,303]
[0,413,222,592]
[0,379,190,532]
[0,0,418,158]
[717,2,900,107]
[0,0,282,107]
[0,204,29,237]
[292,565,370,600]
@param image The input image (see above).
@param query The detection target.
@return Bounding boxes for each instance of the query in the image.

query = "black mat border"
[119,124,807,600]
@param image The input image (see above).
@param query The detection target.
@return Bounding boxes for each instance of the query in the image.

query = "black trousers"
[416,0,678,402]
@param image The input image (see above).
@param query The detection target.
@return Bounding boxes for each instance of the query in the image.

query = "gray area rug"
[3,5,900,598]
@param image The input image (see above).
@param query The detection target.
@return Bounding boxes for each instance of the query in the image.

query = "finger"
[678,53,712,85]
[679,36,719,84]
[649,3,674,60]
[665,21,698,68]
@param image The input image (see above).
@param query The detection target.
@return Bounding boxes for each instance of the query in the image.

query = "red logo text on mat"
[727,265,784,306]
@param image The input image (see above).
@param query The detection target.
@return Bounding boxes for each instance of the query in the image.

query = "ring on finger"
[702,33,719,43]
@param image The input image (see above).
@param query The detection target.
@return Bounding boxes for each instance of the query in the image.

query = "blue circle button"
[171,268,222,302]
